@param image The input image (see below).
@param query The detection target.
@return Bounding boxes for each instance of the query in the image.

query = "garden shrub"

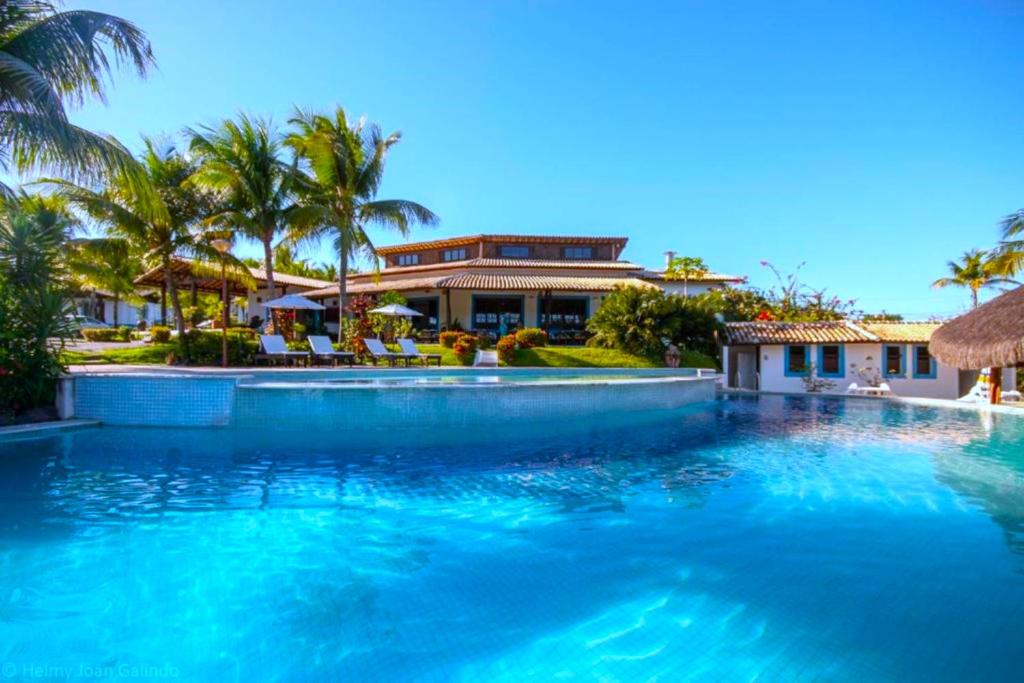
[175,329,259,366]
[496,334,517,365]
[439,331,461,348]
[81,327,131,342]
[515,327,547,348]
[150,326,172,343]
[452,334,478,365]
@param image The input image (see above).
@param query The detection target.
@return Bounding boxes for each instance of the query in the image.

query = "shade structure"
[369,303,422,317]
[929,286,1024,369]
[263,294,325,310]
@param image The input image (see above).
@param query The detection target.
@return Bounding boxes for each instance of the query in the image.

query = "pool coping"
[0,418,101,438]
[719,388,1024,415]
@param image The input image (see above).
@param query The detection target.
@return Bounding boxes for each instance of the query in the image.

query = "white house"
[721,320,1014,400]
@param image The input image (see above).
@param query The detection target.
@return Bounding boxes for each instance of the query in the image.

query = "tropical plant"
[66,237,140,326]
[0,1,154,194]
[44,139,248,335]
[665,255,709,296]
[0,200,73,416]
[932,249,1015,309]
[586,286,683,357]
[188,115,298,300]
[992,209,1024,278]
[285,106,438,341]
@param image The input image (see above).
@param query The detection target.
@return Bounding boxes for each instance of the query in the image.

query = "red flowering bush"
[452,334,478,365]
[439,331,461,348]
[496,334,517,365]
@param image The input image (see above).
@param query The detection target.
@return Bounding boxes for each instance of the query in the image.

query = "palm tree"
[66,237,140,326]
[932,249,1015,308]
[991,209,1024,278]
[43,139,241,335]
[284,107,438,341]
[187,115,298,305]
[0,1,154,193]
[665,255,709,296]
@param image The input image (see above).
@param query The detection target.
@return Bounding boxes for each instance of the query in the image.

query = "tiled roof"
[349,258,645,278]
[725,321,944,345]
[725,321,874,345]
[305,273,656,298]
[438,274,657,292]
[860,322,942,343]
[134,256,332,292]
[247,267,332,289]
[375,234,629,255]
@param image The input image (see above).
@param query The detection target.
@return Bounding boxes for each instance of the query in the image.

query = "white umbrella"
[369,303,422,317]
[263,294,325,310]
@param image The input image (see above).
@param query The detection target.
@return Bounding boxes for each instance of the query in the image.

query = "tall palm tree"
[0,1,154,193]
[991,209,1024,278]
[932,249,1015,309]
[43,139,243,335]
[187,115,298,302]
[284,107,438,341]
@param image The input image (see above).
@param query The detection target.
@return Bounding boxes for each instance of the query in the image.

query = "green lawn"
[60,341,716,370]
[61,343,176,365]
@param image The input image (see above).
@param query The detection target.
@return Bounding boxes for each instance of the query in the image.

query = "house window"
[500,245,530,259]
[538,297,589,331]
[397,254,420,266]
[883,345,905,377]
[442,248,467,262]
[563,246,593,259]
[817,344,844,378]
[785,345,809,376]
[913,345,937,379]
[406,297,440,331]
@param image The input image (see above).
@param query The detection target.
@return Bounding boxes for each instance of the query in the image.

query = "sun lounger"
[256,335,309,366]
[397,338,442,367]
[363,338,414,367]
[1001,390,1023,403]
[473,349,499,367]
[308,335,355,367]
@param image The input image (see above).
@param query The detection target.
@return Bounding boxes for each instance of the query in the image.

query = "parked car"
[65,315,110,337]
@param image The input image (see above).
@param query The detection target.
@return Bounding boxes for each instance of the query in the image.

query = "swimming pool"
[2,395,1023,680]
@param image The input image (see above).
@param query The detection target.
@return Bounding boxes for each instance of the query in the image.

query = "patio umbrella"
[263,294,325,311]
[369,303,422,317]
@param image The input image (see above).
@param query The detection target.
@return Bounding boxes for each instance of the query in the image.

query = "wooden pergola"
[929,286,1024,404]
[134,258,251,322]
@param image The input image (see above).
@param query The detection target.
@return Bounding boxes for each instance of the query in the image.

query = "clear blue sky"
[55,0,1024,317]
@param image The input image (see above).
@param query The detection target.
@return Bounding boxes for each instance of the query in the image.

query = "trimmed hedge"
[174,329,259,366]
[81,327,131,342]
[439,331,461,348]
[150,326,172,343]
[514,327,547,348]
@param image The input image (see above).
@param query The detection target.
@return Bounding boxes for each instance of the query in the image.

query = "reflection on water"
[1,396,1023,681]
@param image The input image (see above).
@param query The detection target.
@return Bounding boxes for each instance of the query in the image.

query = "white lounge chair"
[363,338,414,367]
[846,382,860,394]
[257,334,309,366]
[878,382,893,396]
[1001,390,1023,403]
[398,338,442,367]
[474,349,499,367]
[958,381,988,403]
[308,335,355,367]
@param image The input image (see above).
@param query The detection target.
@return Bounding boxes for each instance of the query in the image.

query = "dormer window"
[500,245,530,259]
[397,254,420,266]
[442,248,467,262]
[563,246,593,259]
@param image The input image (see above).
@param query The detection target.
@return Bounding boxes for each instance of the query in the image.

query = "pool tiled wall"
[68,373,715,429]
[73,375,239,427]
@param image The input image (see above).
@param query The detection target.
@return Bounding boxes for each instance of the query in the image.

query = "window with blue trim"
[817,344,844,378]
[912,345,937,379]
[883,345,905,377]
[500,245,530,258]
[785,345,810,376]
[563,246,593,259]
[442,248,467,262]
[397,253,420,266]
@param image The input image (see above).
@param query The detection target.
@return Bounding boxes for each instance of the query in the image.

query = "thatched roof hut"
[929,286,1024,369]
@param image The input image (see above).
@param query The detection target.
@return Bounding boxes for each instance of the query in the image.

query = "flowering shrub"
[439,331,461,348]
[150,326,172,343]
[452,334,478,365]
[514,327,547,348]
[496,334,517,365]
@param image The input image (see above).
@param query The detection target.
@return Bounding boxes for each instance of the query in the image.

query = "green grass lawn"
[61,343,175,365]
[61,341,716,370]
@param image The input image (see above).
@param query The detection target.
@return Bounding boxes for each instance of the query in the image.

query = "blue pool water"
[2,395,1024,681]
